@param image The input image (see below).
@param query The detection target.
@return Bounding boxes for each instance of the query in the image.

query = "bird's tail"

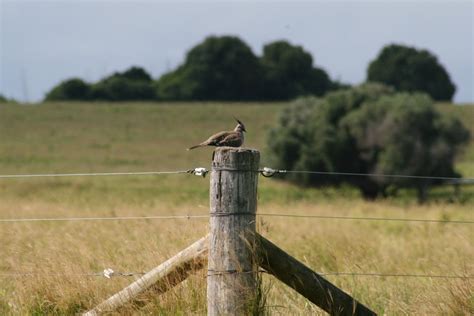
[187,144,205,150]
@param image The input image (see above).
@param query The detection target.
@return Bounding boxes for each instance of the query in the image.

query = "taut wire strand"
[0,213,472,224]
[1,271,471,280]
[0,168,209,179]
[258,167,474,181]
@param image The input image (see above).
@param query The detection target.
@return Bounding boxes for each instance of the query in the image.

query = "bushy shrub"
[267,83,469,200]
[367,44,456,101]
[45,78,91,101]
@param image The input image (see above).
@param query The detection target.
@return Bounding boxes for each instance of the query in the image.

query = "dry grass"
[0,102,472,315]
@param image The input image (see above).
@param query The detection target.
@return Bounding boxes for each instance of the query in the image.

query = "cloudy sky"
[1,0,472,103]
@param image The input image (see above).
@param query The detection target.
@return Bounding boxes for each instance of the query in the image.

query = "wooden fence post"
[207,147,260,315]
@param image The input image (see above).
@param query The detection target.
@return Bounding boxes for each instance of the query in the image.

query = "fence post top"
[213,147,260,154]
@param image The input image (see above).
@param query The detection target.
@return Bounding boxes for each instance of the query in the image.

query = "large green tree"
[45,78,91,101]
[90,66,155,101]
[90,77,155,101]
[261,40,331,100]
[157,36,263,100]
[367,44,456,101]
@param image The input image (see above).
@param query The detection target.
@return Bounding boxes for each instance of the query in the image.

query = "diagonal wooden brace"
[256,234,377,316]
[84,235,208,315]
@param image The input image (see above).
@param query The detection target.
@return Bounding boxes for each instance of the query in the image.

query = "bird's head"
[233,117,246,132]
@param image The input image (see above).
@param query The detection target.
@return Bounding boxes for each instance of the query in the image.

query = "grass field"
[0,102,473,315]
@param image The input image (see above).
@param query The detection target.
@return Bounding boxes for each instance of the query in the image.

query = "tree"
[45,66,155,101]
[90,66,155,101]
[90,77,155,101]
[120,66,152,82]
[156,65,199,101]
[261,40,331,100]
[267,83,469,200]
[45,78,91,101]
[367,44,456,101]
[101,66,153,83]
[157,36,263,101]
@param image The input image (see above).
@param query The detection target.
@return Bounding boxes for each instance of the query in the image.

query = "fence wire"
[0,169,195,179]
[0,270,472,280]
[0,213,472,224]
[261,168,474,182]
[0,166,473,181]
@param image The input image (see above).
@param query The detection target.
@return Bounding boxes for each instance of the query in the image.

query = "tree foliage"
[157,37,334,101]
[90,77,155,101]
[367,44,456,101]
[157,36,263,100]
[45,78,91,101]
[261,41,331,99]
[45,66,155,101]
[44,36,339,102]
[267,83,469,200]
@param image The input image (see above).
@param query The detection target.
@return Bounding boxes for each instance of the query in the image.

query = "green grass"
[0,101,472,315]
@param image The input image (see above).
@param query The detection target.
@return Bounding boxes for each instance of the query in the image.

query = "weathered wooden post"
[207,147,260,315]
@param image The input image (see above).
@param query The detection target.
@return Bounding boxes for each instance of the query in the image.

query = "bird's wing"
[217,132,241,146]
[204,131,231,145]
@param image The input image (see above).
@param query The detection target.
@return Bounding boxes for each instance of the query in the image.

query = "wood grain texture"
[257,234,377,316]
[207,147,260,315]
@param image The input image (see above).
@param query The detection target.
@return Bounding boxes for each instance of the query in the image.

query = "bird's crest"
[233,116,246,132]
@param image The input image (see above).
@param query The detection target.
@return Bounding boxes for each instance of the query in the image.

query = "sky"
[0,0,473,103]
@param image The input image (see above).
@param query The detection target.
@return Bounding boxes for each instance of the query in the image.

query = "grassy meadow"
[0,102,473,315]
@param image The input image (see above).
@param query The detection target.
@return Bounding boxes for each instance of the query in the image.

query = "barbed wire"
[1,213,472,224]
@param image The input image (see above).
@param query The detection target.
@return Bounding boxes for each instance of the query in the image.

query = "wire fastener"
[260,167,286,178]
[188,167,209,178]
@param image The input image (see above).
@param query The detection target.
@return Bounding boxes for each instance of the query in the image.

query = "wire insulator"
[260,167,286,177]
[188,167,209,178]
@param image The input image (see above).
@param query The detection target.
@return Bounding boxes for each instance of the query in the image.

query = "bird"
[187,117,246,150]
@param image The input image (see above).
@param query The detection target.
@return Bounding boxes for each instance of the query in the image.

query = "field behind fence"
[0,102,473,315]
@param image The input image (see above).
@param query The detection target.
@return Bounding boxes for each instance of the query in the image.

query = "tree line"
[44,35,456,102]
